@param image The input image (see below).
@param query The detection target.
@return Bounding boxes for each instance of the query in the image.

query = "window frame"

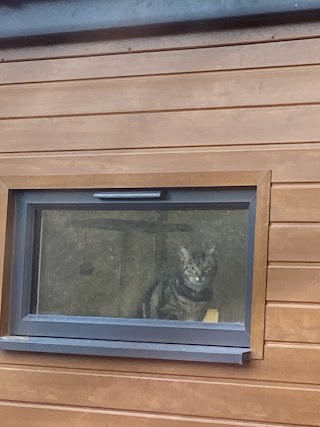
[10,187,256,347]
[0,171,271,363]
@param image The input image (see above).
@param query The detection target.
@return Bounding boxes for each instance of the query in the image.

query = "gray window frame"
[5,187,256,364]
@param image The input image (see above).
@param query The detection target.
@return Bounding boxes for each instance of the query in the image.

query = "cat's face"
[179,247,216,287]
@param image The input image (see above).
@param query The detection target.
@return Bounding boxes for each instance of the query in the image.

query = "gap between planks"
[3,101,320,121]
[1,142,320,157]
[272,183,320,188]
[2,27,320,63]
[0,141,319,157]
[1,62,320,87]
[270,222,320,226]
[5,35,320,63]
[2,62,320,87]
[268,261,320,266]
[0,364,318,392]
[0,400,315,427]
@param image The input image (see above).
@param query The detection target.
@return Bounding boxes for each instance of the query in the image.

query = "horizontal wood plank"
[2,105,320,153]
[0,367,318,425]
[0,343,319,386]
[0,144,319,183]
[271,185,320,222]
[266,303,320,343]
[269,224,320,262]
[2,38,320,84]
[2,21,320,62]
[267,265,320,302]
[2,66,320,118]
[0,402,310,427]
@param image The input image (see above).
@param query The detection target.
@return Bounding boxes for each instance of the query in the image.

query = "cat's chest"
[172,276,210,302]
[170,282,208,316]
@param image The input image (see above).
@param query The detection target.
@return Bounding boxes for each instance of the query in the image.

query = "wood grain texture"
[269,224,320,262]
[267,265,320,302]
[2,105,320,153]
[1,171,266,190]
[2,65,320,119]
[2,21,320,62]
[0,402,312,427]
[250,171,270,359]
[0,144,318,183]
[2,38,320,84]
[271,185,320,222]
[0,343,319,386]
[0,182,10,335]
[0,366,318,425]
[266,303,320,343]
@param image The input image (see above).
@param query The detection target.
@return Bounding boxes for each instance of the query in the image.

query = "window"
[0,172,270,364]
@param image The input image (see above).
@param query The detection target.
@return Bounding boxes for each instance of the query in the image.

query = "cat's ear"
[179,247,190,263]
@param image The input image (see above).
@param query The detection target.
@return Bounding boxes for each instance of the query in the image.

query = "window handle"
[93,191,164,200]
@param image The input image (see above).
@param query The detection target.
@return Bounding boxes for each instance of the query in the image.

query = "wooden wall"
[0,19,320,427]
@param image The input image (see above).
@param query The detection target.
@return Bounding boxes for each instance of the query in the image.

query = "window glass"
[32,207,248,323]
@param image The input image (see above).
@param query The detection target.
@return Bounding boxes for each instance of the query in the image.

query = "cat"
[142,246,216,321]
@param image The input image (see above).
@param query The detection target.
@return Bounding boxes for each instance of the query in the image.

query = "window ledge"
[0,337,250,365]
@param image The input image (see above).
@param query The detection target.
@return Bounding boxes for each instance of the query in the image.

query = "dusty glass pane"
[32,208,248,323]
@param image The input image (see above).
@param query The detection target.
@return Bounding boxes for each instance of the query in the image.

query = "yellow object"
[203,309,219,323]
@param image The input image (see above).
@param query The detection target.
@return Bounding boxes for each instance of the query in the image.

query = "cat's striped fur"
[142,247,216,321]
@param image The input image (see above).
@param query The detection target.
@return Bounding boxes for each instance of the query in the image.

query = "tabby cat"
[142,247,216,321]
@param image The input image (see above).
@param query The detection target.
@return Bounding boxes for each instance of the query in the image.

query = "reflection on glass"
[32,208,248,323]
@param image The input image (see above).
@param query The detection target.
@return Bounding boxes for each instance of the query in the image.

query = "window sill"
[0,337,250,365]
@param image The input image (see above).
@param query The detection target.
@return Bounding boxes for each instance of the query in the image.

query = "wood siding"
[0,21,320,426]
